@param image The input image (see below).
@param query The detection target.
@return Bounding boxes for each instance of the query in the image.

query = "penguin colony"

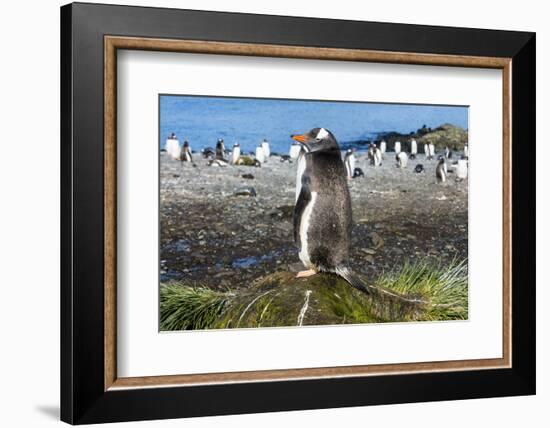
[164,133,466,182]
[163,131,467,295]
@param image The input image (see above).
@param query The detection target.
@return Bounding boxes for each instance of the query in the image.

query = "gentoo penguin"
[436,157,447,182]
[289,142,302,159]
[396,151,408,168]
[255,145,266,163]
[380,140,387,155]
[455,159,468,179]
[202,147,215,159]
[394,141,402,154]
[438,155,448,175]
[367,144,375,165]
[208,159,228,167]
[428,143,435,160]
[215,139,226,161]
[353,167,365,178]
[261,139,271,158]
[414,164,425,173]
[231,143,241,164]
[165,134,181,160]
[445,146,450,159]
[344,148,356,179]
[180,140,193,162]
[291,127,369,294]
[410,139,418,156]
[423,143,429,158]
[373,146,382,167]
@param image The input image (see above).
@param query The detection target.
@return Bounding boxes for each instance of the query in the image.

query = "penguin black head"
[291,128,339,153]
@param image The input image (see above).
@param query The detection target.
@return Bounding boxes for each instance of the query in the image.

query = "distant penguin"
[290,127,369,294]
[436,158,447,182]
[231,143,241,164]
[255,146,266,163]
[394,141,402,154]
[215,139,226,161]
[261,139,271,158]
[289,142,302,159]
[396,151,408,168]
[424,143,429,158]
[165,134,181,160]
[202,147,215,159]
[280,155,293,163]
[428,143,435,160]
[181,140,193,162]
[414,164,425,173]
[208,159,228,167]
[445,146,450,159]
[344,148,356,179]
[464,143,469,158]
[353,167,364,178]
[380,140,387,154]
[437,155,448,174]
[411,139,418,156]
[367,145,375,165]
[373,147,382,167]
[456,159,468,179]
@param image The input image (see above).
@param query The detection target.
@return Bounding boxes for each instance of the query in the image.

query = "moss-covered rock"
[418,123,468,150]
[235,156,256,166]
[160,260,468,331]
[216,272,430,328]
[377,123,468,152]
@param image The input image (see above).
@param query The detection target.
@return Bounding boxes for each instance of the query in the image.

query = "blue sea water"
[160,95,468,154]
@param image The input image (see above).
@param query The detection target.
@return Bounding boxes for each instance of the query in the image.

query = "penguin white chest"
[295,153,306,202]
[345,155,355,177]
[299,191,318,269]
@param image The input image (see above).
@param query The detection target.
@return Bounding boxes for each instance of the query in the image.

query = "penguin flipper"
[293,181,311,245]
[335,267,370,295]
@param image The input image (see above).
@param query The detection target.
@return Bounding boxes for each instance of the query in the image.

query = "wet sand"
[160,151,468,290]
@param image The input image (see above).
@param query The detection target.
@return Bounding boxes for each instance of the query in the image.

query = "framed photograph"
[61,2,535,424]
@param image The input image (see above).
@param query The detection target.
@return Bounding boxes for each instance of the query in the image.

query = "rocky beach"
[160,149,468,291]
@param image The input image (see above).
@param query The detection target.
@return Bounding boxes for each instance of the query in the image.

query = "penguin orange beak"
[291,134,307,143]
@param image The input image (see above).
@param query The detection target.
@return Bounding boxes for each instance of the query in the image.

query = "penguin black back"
[291,128,370,294]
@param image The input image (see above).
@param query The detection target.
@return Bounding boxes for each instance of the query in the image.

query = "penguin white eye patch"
[315,128,329,140]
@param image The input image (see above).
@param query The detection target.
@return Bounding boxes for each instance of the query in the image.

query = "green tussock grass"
[375,258,468,320]
[159,258,468,330]
[160,284,234,331]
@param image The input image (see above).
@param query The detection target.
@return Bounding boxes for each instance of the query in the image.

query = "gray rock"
[361,248,377,255]
[369,232,385,249]
[233,186,257,197]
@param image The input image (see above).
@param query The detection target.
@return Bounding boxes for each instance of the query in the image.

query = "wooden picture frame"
[61,2,535,424]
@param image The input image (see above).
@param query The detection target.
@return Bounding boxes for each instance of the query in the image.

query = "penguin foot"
[296,269,317,278]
